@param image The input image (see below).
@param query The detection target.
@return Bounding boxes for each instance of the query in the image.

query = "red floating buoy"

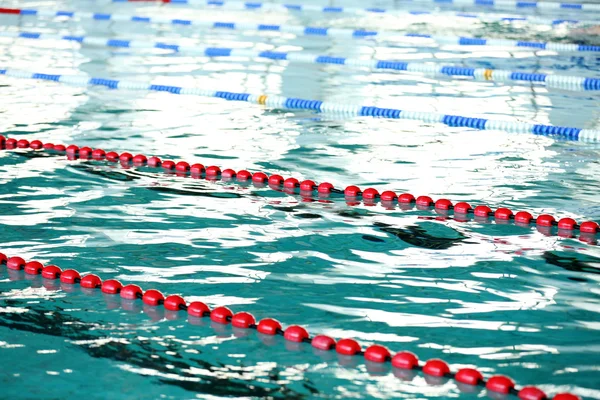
[364,345,391,363]
[187,301,209,317]
[268,175,284,186]
[142,289,165,306]
[284,325,309,343]
[300,180,316,191]
[43,142,54,150]
[190,163,205,175]
[6,256,26,270]
[132,154,147,164]
[5,138,17,149]
[164,295,186,311]
[210,306,233,324]
[283,178,299,188]
[435,198,453,210]
[454,202,472,214]
[162,160,175,170]
[175,161,190,172]
[580,221,599,234]
[257,318,282,335]
[24,261,43,275]
[423,359,450,377]
[536,214,556,227]
[147,156,161,167]
[455,368,483,385]
[416,196,433,207]
[474,205,492,217]
[59,269,81,284]
[486,375,515,394]
[495,207,513,220]
[557,218,577,230]
[17,139,30,149]
[66,145,79,154]
[344,185,361,197]
[106,151,119,162]
[119,152,133,163]
[205,166,221,176]
[30,140,43,149]
[317,182,334,193]
[101,279,123,294]
[80,274,102,289]
[231,312,255,328]
[92,149,106,159]
[41,265,62,279]
[518,386,547,400]
[391,351,419,369]
[553,394,580,400]
[237,170,251,180]
[311,335,336,350]
[252,172,268,183]
[380,191,397,202]
[362,188,379,200]
[220,168,236,178]
[79,147,92,158]
[120,284,143,300]
[515,211,534,224]
[398,193,415,203]
[335,338,361,355]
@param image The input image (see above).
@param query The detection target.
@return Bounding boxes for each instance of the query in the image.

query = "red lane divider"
[1,137,598,242]
[0,252,581,400]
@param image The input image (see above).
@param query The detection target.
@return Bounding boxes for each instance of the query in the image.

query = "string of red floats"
[0,251,581,400]
[1,136,599,242]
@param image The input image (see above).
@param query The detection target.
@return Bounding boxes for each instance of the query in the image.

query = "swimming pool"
[1,0,600,399]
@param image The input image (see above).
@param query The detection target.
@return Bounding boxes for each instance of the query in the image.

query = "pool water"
[1,0,600,399]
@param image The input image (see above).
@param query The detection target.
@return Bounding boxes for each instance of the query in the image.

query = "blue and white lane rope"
[372,0,600,12]
[3,31,599,91]
[1,68,599,141]
[3,7,599,53]
[104,0,595,27]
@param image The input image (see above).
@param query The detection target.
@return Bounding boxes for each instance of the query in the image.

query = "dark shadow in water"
[542,252,600,278]
[148,185,242,199]
[70,163,140,182]
[374,222,468,250]
[0,301,313,399]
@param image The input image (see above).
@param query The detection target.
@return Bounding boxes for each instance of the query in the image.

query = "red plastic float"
[455,368,483,385]
[336,338,362,355]
[284,325,309,342]
[257,318,282,335]
[59,269,80,284]
[391,351,419,369]
[364,345,391,363]
[487,375,515,394]
[120,284,143,300]
[41,265,62,279]
[164,295,186,311]
[454,202,472,214]
[187,301,210,317]
[362,188,379,199]
[474,205,492,217]
[423,359,450,377]
[311,335,336,350]
[231,312,256,328]
[210,306,233,324]
[300,180,316,191]
[143,289,165,306]
[344,185,361,197]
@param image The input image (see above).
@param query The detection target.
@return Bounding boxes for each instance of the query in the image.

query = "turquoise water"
[1,0,600,399]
